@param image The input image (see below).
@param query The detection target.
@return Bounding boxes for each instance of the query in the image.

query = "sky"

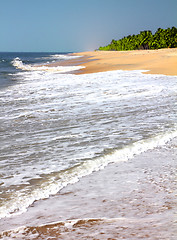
[0,0,177,52]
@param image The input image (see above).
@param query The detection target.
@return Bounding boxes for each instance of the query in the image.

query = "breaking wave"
[11,57,84,73]
[0,129,176,219]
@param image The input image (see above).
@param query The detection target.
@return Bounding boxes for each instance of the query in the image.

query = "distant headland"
[99,27,177,51]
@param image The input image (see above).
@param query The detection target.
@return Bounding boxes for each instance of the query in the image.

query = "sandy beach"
[0,49,177,239]
[1,0,177,238]
[70,48,177,76]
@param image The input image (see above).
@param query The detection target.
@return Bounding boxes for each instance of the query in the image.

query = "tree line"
[99,27,177,51]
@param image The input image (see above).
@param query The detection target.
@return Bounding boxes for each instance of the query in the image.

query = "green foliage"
[99,27,177,51]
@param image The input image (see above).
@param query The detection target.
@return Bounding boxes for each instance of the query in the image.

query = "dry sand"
[72,48,177,76]
[1,49,177,239]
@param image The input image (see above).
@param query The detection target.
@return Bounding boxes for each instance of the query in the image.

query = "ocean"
[0,52,177,239]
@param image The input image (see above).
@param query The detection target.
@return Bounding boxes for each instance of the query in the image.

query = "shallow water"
[0,52,177,238]
[1,138,176,239]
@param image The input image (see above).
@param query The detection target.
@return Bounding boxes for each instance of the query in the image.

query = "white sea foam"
[37,54,82,61]
[0,217,143,239]
[48,54,82,60]
[1,68,177,219]
[11,57,84,73]
[0,130,177,219]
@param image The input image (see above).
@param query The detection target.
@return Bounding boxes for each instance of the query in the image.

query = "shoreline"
[1,137,177,239]
[68,48,177,76]
[1,50,177,239]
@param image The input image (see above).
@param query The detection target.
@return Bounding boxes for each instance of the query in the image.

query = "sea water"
[0,52,177,224]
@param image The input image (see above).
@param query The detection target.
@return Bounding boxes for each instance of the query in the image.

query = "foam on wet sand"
[72,48,177,76]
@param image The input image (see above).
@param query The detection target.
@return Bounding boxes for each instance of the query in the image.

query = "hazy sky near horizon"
[0,0,177,52]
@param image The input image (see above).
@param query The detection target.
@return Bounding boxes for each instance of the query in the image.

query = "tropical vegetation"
[99,27,177,51]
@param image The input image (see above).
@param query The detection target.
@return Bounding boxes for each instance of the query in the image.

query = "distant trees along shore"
[99,27,177,51]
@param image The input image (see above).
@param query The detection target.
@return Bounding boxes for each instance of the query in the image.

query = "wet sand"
[77,48,177,75]
[70,48,177,76]
[1,49,177,239]
[1,138,177,239]
[41,48,177,75]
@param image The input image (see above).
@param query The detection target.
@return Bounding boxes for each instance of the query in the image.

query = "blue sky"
[0,0,177,52]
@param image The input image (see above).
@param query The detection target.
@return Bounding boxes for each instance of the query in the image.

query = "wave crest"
[11,57,85,73]
[0,129,176,219]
